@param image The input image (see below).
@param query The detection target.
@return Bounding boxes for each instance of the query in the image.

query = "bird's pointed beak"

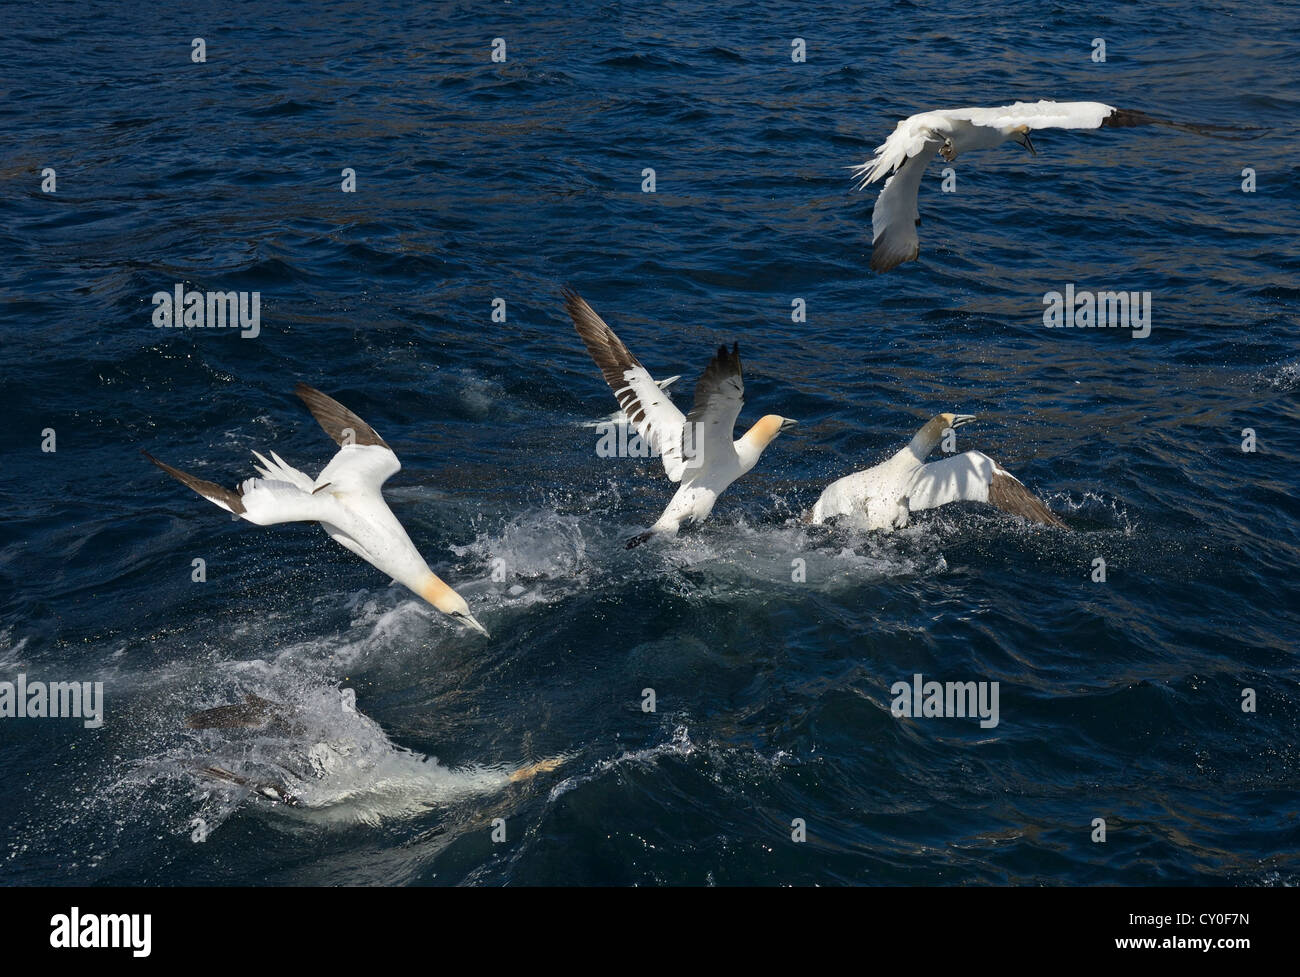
[1020,130,1037,156]
[780,418,799,433]
[459,611,490,637]
[952,414,977,428]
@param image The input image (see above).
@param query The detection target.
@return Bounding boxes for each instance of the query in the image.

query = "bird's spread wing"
[942,99,1256,139]
[682,344,744,476]
[1098,106,1262,139]
[869,140,943,272]
[950,100,1117,132]
[144,451,339,526]
[907,451,1064,527]
[315,443,402,495]
[147,386,403,529]
[294,384,401,493]
[295,382,392,451]
[564,287,688,482]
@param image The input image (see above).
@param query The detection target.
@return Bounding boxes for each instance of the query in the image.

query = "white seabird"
[563,288,797,548]
[808,412,1064,530]
[854,99,1252,272]
[144,383,489,635]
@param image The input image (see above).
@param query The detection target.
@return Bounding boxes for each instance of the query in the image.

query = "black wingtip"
[1104,107,1267,140]
[626,530,654,549]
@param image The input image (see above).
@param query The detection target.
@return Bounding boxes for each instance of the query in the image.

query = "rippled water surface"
[1,1,1298,885]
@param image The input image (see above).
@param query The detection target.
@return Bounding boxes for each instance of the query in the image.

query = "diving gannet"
[854,99,1254,272]
[144,383,489,635]
[808,413,1064,530]
[563,288,797,548]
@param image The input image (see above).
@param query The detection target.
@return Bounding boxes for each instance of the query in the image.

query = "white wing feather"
[869,141,942,272]
[315,443,402,495]
[906,451,997,511]
[949,100,1116,132]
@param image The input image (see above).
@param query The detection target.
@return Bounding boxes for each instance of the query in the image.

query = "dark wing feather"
[988,471,1066,527]
[1102,108,1263,139]
[682,343,744,466]
[143,450,246,514]
[294,383,391,450]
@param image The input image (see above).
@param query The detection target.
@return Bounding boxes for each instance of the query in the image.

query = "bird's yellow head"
[935,411,977,431]
[749,414,799,447]
[420,574,489,636]
[916,412,977,449]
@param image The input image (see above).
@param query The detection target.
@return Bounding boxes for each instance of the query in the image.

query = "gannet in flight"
[854,99,1253,272]
[808,413,1064,530]
[563,287,797,548]
[144,383,489,636]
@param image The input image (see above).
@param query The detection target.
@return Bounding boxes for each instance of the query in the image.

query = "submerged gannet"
[563,288,797,548]
[854,99,1253,272]
[808,413,1064,530]
[144,383,489,635]
[185,691,565,816]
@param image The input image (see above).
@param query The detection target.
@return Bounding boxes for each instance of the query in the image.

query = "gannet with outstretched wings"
[854,99,1253,272]
[563,288,797,548]
[808,413,1064,531]
[144,383,489,635]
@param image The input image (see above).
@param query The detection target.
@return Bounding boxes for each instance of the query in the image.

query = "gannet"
[563,288,797,548]
[144,383,489,636]
[808,413,1064,530]
[185,692,565,816]
[854,99,1253,272]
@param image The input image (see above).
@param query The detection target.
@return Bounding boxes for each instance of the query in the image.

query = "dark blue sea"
[1,1,1297,886]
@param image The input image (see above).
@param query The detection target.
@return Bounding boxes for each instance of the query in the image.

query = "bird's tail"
[848,156,886,191]
[250,450,316,493]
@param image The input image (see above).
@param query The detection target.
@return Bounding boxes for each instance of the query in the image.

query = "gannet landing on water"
[808,413,1064,530]
[144,383,489,636]
[563,288,797,549]
[854,99,1255,272]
